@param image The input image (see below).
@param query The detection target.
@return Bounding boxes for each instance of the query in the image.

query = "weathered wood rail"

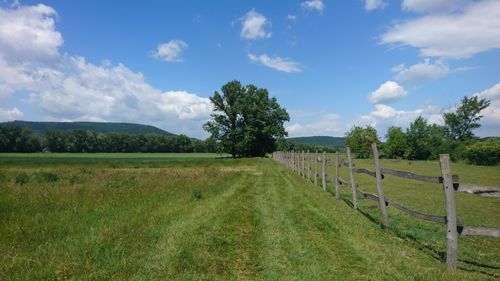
[272,145,500,272]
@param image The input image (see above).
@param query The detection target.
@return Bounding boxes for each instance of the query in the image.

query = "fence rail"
[272,145,500,272]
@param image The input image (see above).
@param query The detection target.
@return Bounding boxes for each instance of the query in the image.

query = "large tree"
[405,116,432,160]
[383,126,408,159]
[345,125,379,158]
[443,96,490,141]
[203,80,289,157]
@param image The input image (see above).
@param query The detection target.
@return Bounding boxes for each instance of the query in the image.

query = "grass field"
[0,154,499,280]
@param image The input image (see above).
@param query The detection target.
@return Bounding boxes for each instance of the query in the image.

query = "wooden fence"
[272,144,500,272]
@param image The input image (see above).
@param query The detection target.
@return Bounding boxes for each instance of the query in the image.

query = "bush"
[192,190,202,199]
[464,139,500,165]
[33,171,59,183]
[15,172,29,185]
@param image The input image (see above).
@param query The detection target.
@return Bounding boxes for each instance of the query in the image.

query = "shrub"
[33,171,60,183]
[192,190,202,199]
[464,139,500,165]
[15,172,29,185]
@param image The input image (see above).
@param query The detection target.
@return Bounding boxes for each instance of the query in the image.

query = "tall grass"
[0,154,498,280]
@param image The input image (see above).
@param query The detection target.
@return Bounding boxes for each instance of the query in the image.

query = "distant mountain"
[1,120,175,136]
[287,136,345,148]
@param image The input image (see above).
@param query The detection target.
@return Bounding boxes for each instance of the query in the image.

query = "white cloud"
[365,0,387,11]
[0,4,213,138]
[286,90,499,138]
[381,0,500,58]
[402,0,469,13]
[370,104,400,119]
[301,0,325,12]
[286,113,345,137]
[152,40,188,62]
[287,14,297,20]
[362,103,444,136]
[393,59,449,84]
[0,4,63,64]
[240,9,271,40]
[29,56,212,136]
[370,103,441,122]
[368,81,408,104]
[248,53,302,73]
[0,107,23,121]
[473,83,500,134]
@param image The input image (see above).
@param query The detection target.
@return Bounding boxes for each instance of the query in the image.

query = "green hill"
[287,136,345,148]
[1,120,175,136]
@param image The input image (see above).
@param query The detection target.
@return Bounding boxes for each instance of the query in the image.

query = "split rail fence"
[272,144,500,272]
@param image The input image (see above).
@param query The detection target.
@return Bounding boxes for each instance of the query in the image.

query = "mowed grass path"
[0,155,498,280]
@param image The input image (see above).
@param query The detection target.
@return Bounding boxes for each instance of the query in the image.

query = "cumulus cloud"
[369,103,441,122]
[152,40,188,62]
[0,107,23,121]
[301,0,325,12]
[392,59,449,84]
[381,0,500,58]
[287,83,500,138]
[360,103,444,136]
[0,4,213,138]
[365,0,387,11]
[402,0,469,13]
[473,83,500,134]
[286,88,499,138]
[0,4,63,64]
[286,113,346,137]
[248,53,302,73]
[368,81,408,104]
[240,9,271,40]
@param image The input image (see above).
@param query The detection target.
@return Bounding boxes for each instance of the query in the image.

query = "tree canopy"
[345,125,379,158]
[443,96,490,141]
[383,126,407,159]
[0,126,218,153]
[204,80,289,157]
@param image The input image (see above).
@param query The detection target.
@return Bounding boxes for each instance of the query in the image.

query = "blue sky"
[0,0,499,138]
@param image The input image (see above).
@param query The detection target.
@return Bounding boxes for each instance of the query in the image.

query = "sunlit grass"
[0,154,498,280]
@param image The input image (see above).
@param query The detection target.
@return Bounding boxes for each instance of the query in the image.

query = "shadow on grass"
[338,194,499,277]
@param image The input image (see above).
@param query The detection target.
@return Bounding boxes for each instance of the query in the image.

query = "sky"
[0,0,499,139]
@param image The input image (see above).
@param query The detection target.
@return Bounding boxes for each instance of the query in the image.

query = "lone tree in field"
[204,80,289,157]
[443,96,490,141]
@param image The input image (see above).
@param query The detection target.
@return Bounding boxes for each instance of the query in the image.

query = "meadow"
[0,153,499,280]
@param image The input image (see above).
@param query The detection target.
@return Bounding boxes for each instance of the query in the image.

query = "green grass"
[0,154,499,280]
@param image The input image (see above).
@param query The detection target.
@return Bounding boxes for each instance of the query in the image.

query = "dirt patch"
[457,184,500,197]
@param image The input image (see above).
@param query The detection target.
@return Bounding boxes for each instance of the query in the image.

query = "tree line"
[0,127,219,153]
[275,138,339,153]
[345,96,499,165]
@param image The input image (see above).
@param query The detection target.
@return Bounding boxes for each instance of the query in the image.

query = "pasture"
[0,154,499,280]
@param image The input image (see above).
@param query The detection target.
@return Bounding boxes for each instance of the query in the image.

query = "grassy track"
[0,155,498,280]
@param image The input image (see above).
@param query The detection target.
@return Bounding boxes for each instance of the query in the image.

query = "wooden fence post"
[297,152,300,175]
[307,150,311,181]
[439,154,458,272]
[322,152,327,191]
[372,143,389,231]
[335,152,340,200]
[299,151,302,176]
[346,147,358,210]
[296,151,300,175]
[292,151,295,172]
[315,150,318,186]
[302,151,305,177]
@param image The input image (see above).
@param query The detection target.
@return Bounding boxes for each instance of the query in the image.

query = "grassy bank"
[0,154,498,280]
